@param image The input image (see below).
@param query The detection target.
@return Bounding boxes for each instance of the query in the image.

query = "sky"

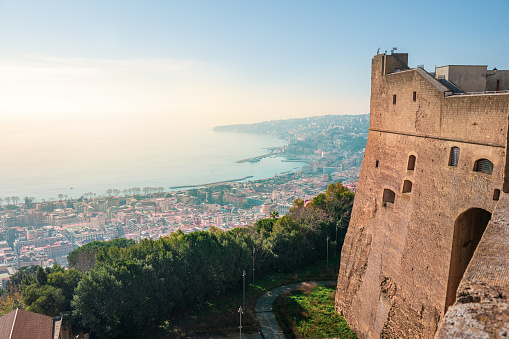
[1,0,509,129]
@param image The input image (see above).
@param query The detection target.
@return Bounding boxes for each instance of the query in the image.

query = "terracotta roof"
[0,308,55,339]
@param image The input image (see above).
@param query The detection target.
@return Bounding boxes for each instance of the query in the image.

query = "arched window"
[402,180,412,193]
[383,189,395,204]
[449,147,460,167]
[473,159,494,174]
[407,155,416,171]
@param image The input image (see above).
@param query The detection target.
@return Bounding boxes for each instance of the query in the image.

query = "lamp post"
[336,217,342,265]
[242,270,246,311]
[326,236,329,271]
[252,247,255,285]
[336,218,340,245]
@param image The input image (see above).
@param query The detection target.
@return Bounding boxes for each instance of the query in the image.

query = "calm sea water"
[0,123,305,201]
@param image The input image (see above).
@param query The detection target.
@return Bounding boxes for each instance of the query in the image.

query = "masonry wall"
[336,54,509,338]
[435,193,509,338]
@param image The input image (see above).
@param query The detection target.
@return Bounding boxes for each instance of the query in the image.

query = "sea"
[0,123,306,202]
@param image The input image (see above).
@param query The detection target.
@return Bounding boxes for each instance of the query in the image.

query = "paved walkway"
[255,281,336,339]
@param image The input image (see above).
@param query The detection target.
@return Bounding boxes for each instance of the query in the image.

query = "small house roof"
[0,308,57,339]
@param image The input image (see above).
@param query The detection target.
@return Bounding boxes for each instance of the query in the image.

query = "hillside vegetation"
[274,283,357,338]
[0,182,353,338]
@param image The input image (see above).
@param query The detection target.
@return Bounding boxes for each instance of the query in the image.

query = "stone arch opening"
[383,189,395,204]
[402,180,412,193]
[445,208,491,311]
[407,155,416,171]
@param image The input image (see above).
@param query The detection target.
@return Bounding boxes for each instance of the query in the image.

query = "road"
[191,280,336,339]
[255,281,336,339]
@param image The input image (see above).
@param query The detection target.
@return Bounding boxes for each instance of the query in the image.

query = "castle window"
[393,94,397,105]
[493,189,500,201]
[449,147,460,167]
[413,91,416,101]
[376,160,379,168]
[383,189,395,204]
[473,159,494,174]
[407,155,416,171]
[402,180,413,193]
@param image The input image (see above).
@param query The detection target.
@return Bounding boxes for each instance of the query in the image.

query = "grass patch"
[155,260,338,338]
[273,284,357,339]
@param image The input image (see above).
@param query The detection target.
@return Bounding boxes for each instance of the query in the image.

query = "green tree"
[36,267,47,286]
[24,197,34,209]
[47,267,81,311]
[72,259,169,338]
[23,284,65,316]
[5,266,39,293]
[253,218,275,235]
[18,265,81,317]
[0,286,24,315]
[67,238,136,272]
[207,188,213,203]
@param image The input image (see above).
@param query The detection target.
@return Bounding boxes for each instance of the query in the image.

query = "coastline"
[169,176,255,190]
[167,158,307,192]
[3,130,302,201]
[167,152,308,192]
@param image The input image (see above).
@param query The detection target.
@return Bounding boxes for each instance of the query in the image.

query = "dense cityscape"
[0,114,368,288]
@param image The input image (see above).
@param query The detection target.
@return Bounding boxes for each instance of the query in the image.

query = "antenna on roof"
[377,47,380,55]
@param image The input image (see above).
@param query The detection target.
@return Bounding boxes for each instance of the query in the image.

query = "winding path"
[255,280,336,339]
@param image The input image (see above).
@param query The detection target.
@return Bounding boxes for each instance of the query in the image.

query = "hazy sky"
[1,0,509,129]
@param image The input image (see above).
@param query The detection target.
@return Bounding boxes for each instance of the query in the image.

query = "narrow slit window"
[449,147,460,167]
[474,159,494,174]
[493,189,500,201]
[402,180,412,193]
[393,94,397,105]
[413,91,417,101]
[375,160,379,168]
[383,189,395,204]
[407,155,416,171]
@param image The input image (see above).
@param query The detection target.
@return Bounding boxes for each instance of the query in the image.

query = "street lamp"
[242,270,246,311]
[252,247,255,285]
[336,218,340,244]
[326,236,329,271]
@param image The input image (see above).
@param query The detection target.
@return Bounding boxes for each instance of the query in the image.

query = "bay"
[0,122,305,201]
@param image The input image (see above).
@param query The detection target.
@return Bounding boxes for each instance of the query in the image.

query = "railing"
[452,89,509,95]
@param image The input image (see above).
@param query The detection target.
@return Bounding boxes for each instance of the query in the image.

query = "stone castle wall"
[435,193,509,338]
[336,53,509,338]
